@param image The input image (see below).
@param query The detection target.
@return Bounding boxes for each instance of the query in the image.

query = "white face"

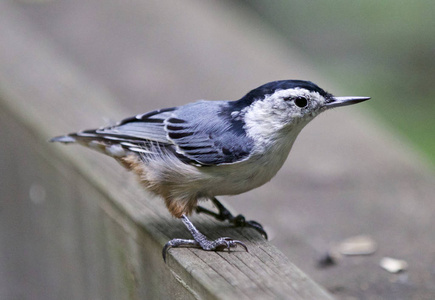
[239,88,328,144]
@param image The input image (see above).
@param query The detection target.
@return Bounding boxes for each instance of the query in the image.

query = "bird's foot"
[196,197,268,239]
[230,214,268,239]
[162,237,247,262]
[162,215,248,262]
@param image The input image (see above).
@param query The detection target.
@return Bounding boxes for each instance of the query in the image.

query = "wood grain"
[0,2,333,299]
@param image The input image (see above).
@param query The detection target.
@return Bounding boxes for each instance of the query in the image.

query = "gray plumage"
[53,101,254,166]
[50,79,370,260]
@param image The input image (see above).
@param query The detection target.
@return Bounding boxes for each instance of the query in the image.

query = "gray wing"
[61,101,254,166]
[164,101,254,165]
[95,107,175,144]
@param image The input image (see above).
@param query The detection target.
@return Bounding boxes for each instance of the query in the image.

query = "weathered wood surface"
[0,1,333,299]
[2,0,435,299]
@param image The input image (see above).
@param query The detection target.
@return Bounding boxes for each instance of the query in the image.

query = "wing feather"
[69,101,254,166]
[164,101,254,165]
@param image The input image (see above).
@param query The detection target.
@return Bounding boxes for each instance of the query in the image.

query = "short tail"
[49,131,130,158]
[50,130,112,145]
[49,130,167,159]
[49,135,77,143]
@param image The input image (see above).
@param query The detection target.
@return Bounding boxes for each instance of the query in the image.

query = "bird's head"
[232,80,370,144]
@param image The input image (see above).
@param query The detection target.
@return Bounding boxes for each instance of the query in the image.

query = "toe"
[246,221,268,239]
[215,238,249,253]
[162,238,199,262]
[232,240,249,252]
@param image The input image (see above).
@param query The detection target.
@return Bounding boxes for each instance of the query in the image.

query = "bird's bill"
[326,96,371,108]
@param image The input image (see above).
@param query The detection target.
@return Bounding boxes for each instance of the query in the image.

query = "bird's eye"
[294,97,308,108]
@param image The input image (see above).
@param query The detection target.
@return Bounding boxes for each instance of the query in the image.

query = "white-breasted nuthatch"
[51,80,370,261]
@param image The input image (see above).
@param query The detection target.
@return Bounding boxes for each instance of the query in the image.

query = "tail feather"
[50,130,100,144]
[49,130,183,162]
[49,135,77,143]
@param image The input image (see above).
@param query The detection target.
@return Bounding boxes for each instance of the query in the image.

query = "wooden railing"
[0,2,333,299]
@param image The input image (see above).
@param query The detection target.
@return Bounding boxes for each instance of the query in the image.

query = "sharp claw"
[232,215,268,239]
[162,237,249,260]
[163,215,250,261]
[162,238,201,262]
[247,220,262,227]
[225,238,248,252]
[197,198,268,239]
[245,221,268,240]
[233,240,249,252]
[256,227,268,240]
[162,242,172,263]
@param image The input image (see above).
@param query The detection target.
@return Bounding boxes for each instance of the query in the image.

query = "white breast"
[199,124,304,197]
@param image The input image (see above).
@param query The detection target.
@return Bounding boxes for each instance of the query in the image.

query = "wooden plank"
[0,2,333,299]
[4,0,435,298]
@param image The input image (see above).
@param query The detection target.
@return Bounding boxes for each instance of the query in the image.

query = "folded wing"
[54,101,254,166]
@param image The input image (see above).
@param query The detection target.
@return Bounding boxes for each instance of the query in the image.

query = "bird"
[50,79,370,261]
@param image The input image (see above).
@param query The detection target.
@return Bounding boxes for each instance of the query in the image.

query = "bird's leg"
[196,197,268,239]
[162,214,248,262]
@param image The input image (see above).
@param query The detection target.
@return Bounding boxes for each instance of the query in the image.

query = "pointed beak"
[325,96,371,108]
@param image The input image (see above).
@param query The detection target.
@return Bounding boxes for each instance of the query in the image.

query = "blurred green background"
[241,1,435,167]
